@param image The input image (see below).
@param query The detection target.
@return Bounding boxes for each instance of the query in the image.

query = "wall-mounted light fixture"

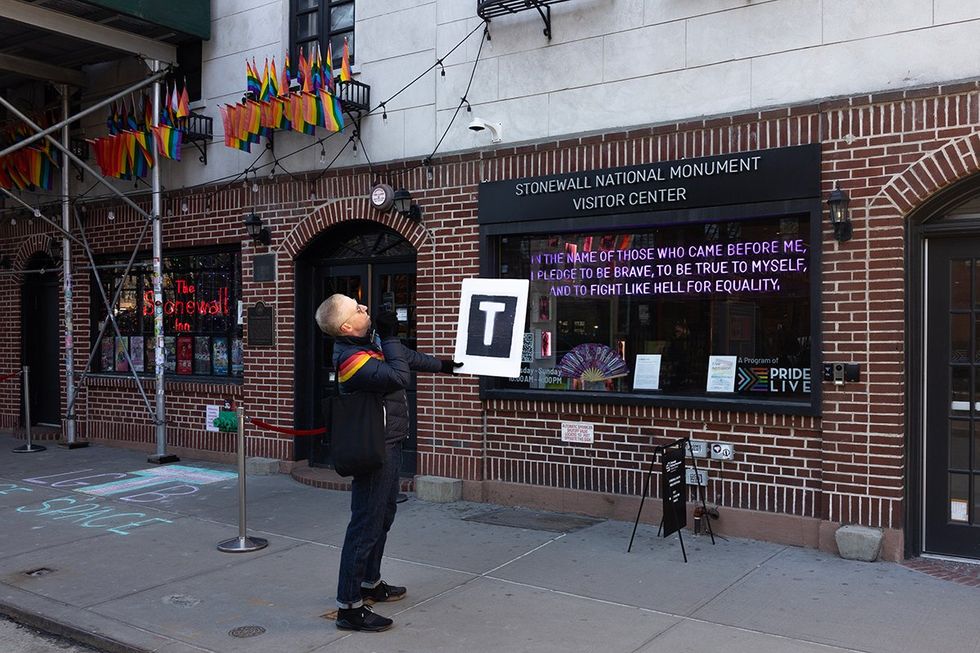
[243,213,271,246]
[392,188,422,222]
[827,185,852,242]
[47,236,62,260]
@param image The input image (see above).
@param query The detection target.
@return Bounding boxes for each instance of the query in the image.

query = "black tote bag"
[325,390,386,477]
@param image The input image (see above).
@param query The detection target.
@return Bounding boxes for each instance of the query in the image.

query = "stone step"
[290,463,414,493]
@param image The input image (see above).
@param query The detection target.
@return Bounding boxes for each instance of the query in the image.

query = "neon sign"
[530,237,808,298]
[142,279,229,333]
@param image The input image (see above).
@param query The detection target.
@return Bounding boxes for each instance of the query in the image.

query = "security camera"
[468,117,503,143]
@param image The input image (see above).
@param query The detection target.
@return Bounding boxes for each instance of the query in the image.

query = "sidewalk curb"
[0,584,197,653]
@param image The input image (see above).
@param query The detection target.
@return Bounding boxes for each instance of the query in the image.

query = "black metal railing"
[477,0,571,39]
[176,112,213,164]
[335,79,371,115]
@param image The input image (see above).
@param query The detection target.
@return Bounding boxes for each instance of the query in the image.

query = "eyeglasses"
[342,303,368,327]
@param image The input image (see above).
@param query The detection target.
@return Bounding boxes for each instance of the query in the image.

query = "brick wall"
[4,80,980,536]
[408,80,980,533]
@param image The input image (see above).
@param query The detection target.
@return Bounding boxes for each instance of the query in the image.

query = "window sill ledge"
[87,374,243,396]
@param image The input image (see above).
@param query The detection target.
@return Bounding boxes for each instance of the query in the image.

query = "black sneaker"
[361,581,407,604]
[335,605,393,632]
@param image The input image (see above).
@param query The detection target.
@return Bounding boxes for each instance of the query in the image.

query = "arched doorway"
[295,220,419,474]
[911,190,980,560]
[21,252,60,426]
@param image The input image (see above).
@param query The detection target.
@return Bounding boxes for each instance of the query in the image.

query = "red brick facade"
[4,81,980,558]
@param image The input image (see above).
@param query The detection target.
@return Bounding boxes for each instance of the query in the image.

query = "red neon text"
[142,284,230,318]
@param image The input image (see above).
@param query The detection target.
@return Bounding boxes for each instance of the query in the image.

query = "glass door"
[311,262,419,475]
[925,237,980,557]
[297,222,418,474]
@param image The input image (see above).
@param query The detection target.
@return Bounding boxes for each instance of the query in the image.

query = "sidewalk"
[1,434,978,653]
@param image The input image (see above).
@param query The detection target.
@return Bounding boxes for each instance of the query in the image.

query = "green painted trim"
[85,0,210,40]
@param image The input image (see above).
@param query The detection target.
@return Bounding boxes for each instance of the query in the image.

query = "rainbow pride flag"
[341,38,352,82]
[321,90,344,132]
[153,125,182,161]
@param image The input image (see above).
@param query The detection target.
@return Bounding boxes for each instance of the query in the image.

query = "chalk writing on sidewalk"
[0,482,33,496]
[15,496,172,535]
[23,464,235,503]
[11,465,236,536]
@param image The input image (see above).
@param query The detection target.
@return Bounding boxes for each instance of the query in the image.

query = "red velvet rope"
[0,371,21,383]
[250,417,325,436]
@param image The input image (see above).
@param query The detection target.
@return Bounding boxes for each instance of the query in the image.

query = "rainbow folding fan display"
[556,343,629,382]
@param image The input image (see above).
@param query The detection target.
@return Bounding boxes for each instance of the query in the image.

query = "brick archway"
[13,234,56,279]
[869,130,980,215]
[279,196,429,259]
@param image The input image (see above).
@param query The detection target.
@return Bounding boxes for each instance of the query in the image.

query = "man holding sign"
[315,294,460,632]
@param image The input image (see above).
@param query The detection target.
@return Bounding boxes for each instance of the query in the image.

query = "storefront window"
[91,249,243,378]
[496,214,812,402]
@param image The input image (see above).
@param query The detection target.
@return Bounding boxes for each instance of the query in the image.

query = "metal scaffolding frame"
[0,1,184,462]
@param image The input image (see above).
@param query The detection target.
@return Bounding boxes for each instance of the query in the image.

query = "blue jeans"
[336,441,402,609]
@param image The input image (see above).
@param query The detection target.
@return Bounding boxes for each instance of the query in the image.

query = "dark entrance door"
[294,222,418,475]
[21,254,61,426]
[925,237,980,558]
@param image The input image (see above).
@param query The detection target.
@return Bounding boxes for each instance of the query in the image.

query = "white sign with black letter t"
[453,278,529,378]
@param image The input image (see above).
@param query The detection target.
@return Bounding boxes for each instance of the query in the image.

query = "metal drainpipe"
[481,407,488,498]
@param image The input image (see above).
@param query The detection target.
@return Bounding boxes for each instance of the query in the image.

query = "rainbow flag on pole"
[152,125,182,161]
[341,38,352,82]
[320,90,344,132]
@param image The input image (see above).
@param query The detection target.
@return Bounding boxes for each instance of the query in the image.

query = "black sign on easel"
[627,436,715,563]
[661,446,686,538]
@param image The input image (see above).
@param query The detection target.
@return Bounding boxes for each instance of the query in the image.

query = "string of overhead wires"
[427,24,490,167]
[0,19,490,222]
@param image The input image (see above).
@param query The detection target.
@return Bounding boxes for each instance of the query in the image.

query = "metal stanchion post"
[217,407,268,553]
[13,366,45,453]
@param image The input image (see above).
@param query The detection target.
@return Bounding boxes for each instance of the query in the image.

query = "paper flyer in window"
[706,355,738,393]
[130,336,144,372]
[231,338,244,376]
[194,336,211,375]
[176,336,193,375]
[951,499,969,522]
[632,354,662,390]
[114,336,129,372]
[100,338,114,372]
[212,337,229,375]
[164,336,177,373]
[144,337,155,374]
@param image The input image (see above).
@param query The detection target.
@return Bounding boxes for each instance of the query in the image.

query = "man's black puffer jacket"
[333,333,442,444]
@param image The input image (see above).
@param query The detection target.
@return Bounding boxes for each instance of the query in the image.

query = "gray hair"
[315,294,354,336]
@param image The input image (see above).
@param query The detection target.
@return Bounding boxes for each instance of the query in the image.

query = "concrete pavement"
[0,434,978,653]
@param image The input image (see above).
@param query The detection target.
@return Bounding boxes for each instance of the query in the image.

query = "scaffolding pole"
[148,60,176,464]
[59,84,84,448]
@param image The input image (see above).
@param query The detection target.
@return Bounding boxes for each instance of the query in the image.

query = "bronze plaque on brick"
[253,253,276,282]
[247,302,274,346]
